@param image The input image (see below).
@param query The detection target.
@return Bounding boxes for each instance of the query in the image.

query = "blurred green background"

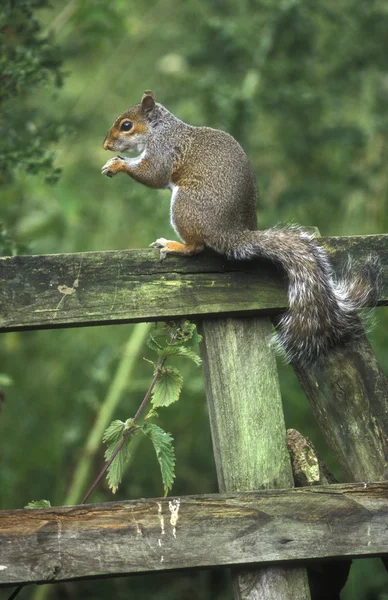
[2,1,388,598]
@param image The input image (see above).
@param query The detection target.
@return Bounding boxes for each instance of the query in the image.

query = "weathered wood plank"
[294,339,388,483]
[287,429,351,600]
[287,428,337,487]
[0,249,286,332]
[1,234,388,332]
[200,318,311,600]
[289,230,388,482]
[292,233,388,574]
[0,483,387,587]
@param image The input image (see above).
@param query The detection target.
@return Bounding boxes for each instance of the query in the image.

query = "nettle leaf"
[157,345,202,366]
[145,407,159,420]
[176,320,202,346]
[147,324,175,351]
[152,367,183,407]
[104,441,131,494]
[102,419,126,444]
[183,329,203,347]
[143,423,175,495]
[25,499,51,509]
[147,321,202,358]
[103,419,132,494]
[147,333,164,353]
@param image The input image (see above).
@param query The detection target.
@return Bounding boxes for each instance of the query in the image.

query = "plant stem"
[31,324,151,600]
[64,323,150,507]
[80,433,128,504]
[80,354,167,504]
[132,358,166,422]
[80,329,178,504]
[7,584,24,600]
[31,326,181,600]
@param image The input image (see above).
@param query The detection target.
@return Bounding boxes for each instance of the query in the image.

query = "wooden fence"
[1,234,388,599]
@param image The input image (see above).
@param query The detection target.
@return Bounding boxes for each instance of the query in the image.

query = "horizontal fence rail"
[1,482,388,586]
[1,235,388,332]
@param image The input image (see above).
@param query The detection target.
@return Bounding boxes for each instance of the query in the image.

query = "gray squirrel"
[102,90,379,365]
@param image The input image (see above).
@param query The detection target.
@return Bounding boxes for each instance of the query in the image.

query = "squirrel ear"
[141,91,155,113]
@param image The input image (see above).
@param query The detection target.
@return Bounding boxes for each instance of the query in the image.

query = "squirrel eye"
[120,120,133,132]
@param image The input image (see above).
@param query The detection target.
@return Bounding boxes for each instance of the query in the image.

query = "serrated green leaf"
[156,345,202,366]
[102,419,126,444]
[183,330,203,347]
[142,423,175,495]
[152,367,183,407]
[25,499,51,509]
[147,334,164,352]
[145,407,159,420]
[103,420,132,493]
[104,439,131,494]
[147,324,175,351]
[176,320,197,342]
[147,321,202,354]
[175,320,202,347]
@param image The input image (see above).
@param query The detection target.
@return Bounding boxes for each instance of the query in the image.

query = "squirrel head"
[103,91,156,153]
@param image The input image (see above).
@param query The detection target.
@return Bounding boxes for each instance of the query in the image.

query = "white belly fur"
[169,183,180,236]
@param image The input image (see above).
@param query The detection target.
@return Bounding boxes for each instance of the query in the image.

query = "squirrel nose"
[103,138,112,150]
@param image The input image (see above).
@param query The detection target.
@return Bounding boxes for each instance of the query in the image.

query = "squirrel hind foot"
[150,238,204,260]
[150,238,170,261]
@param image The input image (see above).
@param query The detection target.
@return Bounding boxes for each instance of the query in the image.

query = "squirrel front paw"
[101,156,126,177]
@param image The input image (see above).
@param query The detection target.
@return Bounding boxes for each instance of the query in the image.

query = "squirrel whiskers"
[102,91,379,366]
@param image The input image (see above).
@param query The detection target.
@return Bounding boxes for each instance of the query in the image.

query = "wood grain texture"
[289,230,388,482]
[286,429,351,600]
[292,234,388,574]
[294,334,388,483]
[1,234,388,332]
[0,483,387,587]
[200,318,294,492]
[200,318,310,600]
[287,429,337,487]
[293,335,388,582]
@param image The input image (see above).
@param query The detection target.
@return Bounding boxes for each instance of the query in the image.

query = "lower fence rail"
[1,482,388,587]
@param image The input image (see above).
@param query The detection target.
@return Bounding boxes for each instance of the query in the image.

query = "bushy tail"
[215,226,380,365]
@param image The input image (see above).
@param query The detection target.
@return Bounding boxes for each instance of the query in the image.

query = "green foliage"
[1,1,62,100]
[156,346,202,365]
[150,322,202,406]
[0,374,13,387]
[148,321,202,349]
[142,423,176,496]
[102,419,129,445]
[0,0,64,185]
[102,419,132,494]
[0,223,26,256]
[174,320,203,347]
[70,0,129,53]
[25,499,51,509]
[152,367,183,407]
[2,1,388,599]
[100,321,201,497]
[148,322,202,365]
